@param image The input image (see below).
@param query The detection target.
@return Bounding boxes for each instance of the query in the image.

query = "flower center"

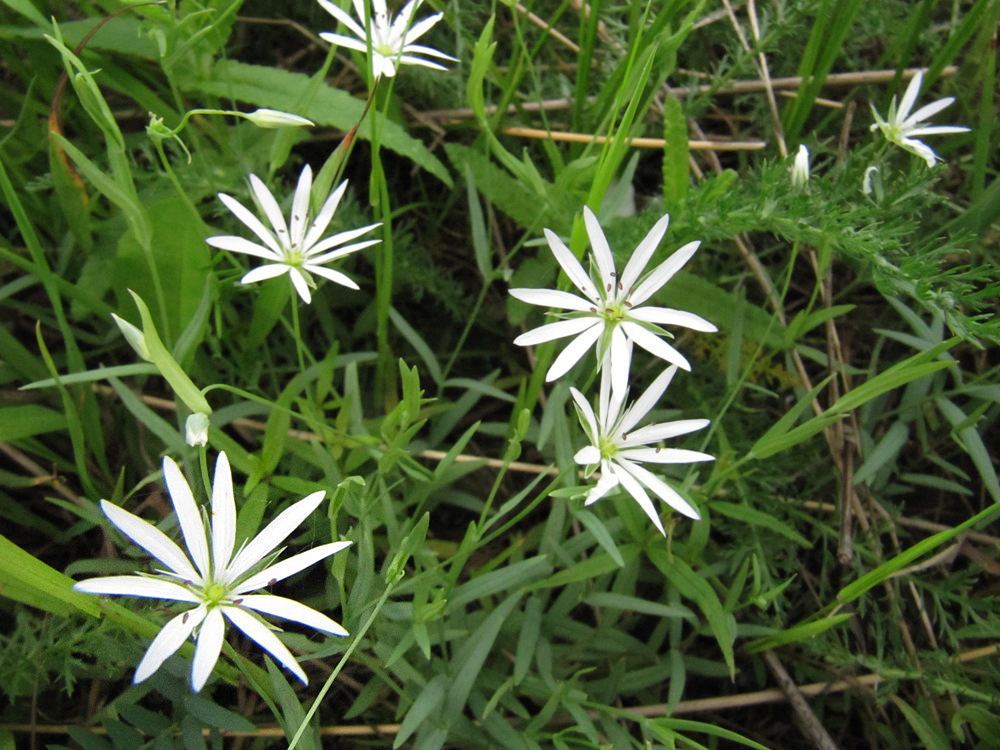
[598,435,618,461]
[202,582,230,608]
[599,300,629,325]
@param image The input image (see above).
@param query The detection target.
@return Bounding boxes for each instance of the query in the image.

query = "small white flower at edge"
[790,144,810,187]
[510,206,717,400]
[317,0,457,79]
[870,70,969,167]
[571,362,714,534]
[207,165,381,304]
[862,165,880,197]
[74,453,351,691]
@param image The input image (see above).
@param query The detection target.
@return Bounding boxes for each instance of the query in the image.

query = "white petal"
[223,491,328,584]
[569,386,600,442]
[302,180,348,251]
[241,264,291,284]
[238,594,349,636]
[620,459,701,520]
[509,287,596,312]
[546,321,604,382]
[395,55,450,71]
[191,608,225,692]
[234,541,352,594]
[223,606,308,684]
[623,418,710,446]
[621,447,714,464]
[307,265,360,290]
[211,453,236,573]
[905,96,954,125]
[318,31,369,53]
[897,71,923,121]
[289,268,313,303]
[574,445,601,465]
[622,322,691,371]
[400,10,442,44]
[249,174,290,248]
[163,457,210,580]
[544,228,600,302]
[610,462,665,534]
[205,235,280,262]
[584,471,619,505]
[513,316,600,346]
[400,44,456,61]
[74,576,199,602]
[900,138,939,167]
[629,241,700,306]
[98,500,200,583]
[583,207,616,296]
[133,606,206,684]
[216,193,282,256]
[307,238,381,265]
[306,223,381,257]
[597,355,615,434]
[628,306,717,332]
[619,213,670,296]
[619,366,678,435]
[607,325,631,403]
[317,0,366,39]
[289,165,313,249]
[904,125,969,136]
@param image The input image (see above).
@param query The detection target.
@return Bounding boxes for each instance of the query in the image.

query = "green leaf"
[745,613,853,652]
[192,61,451,186]
[183,694,257,732]
[583,592,695,621]
[891,696,950,750]
[0,534,100,617]
[711,501,811,547]
[394,676,447,748]
[662,94,689,213]
[0,404,67,440]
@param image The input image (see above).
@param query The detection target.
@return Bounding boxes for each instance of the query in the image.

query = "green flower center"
[202,582,229,607]
[598,435,618,462]
[599,300,629,325]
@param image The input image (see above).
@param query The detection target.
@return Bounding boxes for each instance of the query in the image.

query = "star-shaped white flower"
[207,165,381,304]
[870,70,969,167]
[510,207,717,398]
[318,0,457,79]
[74,453,351,692]
[571,363,713,534]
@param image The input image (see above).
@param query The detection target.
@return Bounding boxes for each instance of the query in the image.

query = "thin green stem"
[288,582,396,750]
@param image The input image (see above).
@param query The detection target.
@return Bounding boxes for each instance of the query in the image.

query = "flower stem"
[287,581,396,750]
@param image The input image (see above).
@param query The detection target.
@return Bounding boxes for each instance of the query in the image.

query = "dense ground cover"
[1,0,998,747]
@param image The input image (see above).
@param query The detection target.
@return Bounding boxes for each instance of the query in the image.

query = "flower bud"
[244,109,314,129]
[185,413,210,447]
[111,314,151,362]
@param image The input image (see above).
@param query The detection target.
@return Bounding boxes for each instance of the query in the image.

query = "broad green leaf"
[0,534,99,616]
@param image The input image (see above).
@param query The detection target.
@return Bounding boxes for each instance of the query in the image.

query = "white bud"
[111,314,151,362]
[185,413,210,447]
[790,144,810,187]
[244,109,314,129]
[862,165,880,196]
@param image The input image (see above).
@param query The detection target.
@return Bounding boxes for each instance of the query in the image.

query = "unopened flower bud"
[185,413,210,447]
[244,109,314,129]
[112,314,151,362]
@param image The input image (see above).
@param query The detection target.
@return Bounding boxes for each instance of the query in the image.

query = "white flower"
[870,70,969,167]
[207,165,380,304]
[510,207,717,399]
[318,0,457,79]
[790,144,810,187]
[74,453,351,691]
[185,413,210,447]
[571,364,713,534]
[244,109,314,129]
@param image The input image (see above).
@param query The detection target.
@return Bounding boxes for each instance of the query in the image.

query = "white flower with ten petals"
[510,207,716,399]
[207,165,380,304]
[571,364,714,534]
[318,0,457,79]
[74,453,351,692]
[870,70,969,167]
